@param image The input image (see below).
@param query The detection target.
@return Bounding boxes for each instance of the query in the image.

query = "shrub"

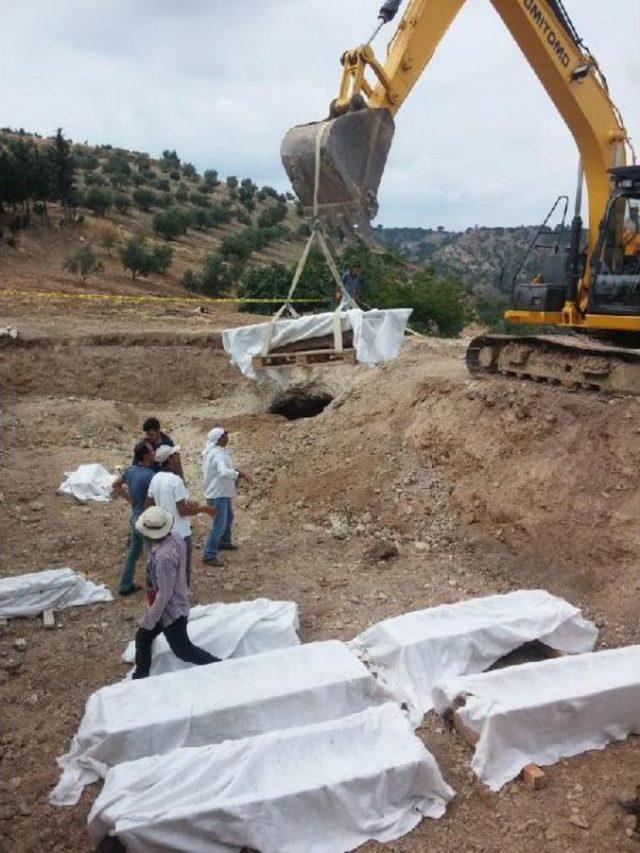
[84,186,112,216]
[101,230,117,252]
[132,188,158,211]
[63,246,104,284]
[219,229,255,264]
[190,191,210,208]
[113,193,130,214]
[180,253,232,296]
[257,202,287,228]
[207,203,232,226]
[84,172,107,187]
[239,256,332,315]
[119,236,154,279]
[297,222,312,237]
[153,206,189,239]
[226,175,238,189]
[403,269,468,336]
[181,268,200,291]
[175,184,189,203]
[150,244,173,274]
[203,169,219,189]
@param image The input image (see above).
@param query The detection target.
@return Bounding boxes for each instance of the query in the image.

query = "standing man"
[336,262,363,308]
[132,506,220,679]
[146,444,215,583]
[141,416,184,479]
[113,439,156,596]
[202,428,251,567]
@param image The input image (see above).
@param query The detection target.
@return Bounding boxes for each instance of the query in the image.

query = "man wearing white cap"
[132,506,220,678]
[202,427,252,567]
[146,445,215,583]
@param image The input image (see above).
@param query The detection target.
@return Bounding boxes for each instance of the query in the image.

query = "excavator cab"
[588,166,640,315]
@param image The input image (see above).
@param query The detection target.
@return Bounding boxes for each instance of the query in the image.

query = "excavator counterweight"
[281,107,394,241]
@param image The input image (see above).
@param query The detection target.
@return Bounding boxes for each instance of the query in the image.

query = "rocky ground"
[1,293,638,851]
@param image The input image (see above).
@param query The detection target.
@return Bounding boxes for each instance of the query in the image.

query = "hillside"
[0,128,308,300]
[377,223,573,294]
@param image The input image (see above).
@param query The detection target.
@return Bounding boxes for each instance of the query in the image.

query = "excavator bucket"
[281,107,395,241]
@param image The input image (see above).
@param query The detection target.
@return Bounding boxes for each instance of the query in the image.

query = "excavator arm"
[282,0,631,307]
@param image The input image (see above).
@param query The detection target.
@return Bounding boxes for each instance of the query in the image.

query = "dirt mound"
[1,317,638,853]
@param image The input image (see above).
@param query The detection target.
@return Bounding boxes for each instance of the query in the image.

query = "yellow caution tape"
[1,289,330,305]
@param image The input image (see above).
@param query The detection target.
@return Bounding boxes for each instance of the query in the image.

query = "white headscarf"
[202,427,225,457]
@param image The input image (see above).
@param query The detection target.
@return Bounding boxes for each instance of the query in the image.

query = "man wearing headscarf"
[202,427,252,567]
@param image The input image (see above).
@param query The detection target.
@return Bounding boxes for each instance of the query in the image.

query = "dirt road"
[1,293,638,851]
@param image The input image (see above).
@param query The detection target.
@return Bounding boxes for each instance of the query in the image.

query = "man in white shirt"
[146,445,215,583]
[202,427,251,567]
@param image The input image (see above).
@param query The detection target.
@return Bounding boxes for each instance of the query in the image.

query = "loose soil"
[1,292,638,852]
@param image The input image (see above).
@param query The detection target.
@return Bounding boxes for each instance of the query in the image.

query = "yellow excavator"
[281,0,640,394]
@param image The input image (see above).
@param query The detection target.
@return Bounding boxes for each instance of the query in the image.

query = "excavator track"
[466,334,640,396]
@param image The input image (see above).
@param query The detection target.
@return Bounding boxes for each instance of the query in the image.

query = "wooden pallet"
[253,348,357,368]
[452,706,546,790]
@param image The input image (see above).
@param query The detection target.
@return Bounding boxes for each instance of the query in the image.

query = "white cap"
[155,444,181,466]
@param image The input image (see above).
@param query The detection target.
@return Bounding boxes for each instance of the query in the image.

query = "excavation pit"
[269,392,334,421]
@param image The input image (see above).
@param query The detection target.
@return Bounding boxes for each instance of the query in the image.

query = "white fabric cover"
[222,308,412,381]
[350,590,597,722]
[51,640,392,807]
[121,599,300,676]
[88,703,455,853]
[0,568,113,619]
[58,463,115,503]
[432,645,640,791]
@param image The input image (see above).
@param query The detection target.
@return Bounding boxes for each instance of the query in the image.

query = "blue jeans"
[203,497,233,558]
[119,512,144,592]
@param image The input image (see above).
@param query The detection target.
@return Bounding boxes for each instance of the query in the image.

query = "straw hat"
[135,506,174,539]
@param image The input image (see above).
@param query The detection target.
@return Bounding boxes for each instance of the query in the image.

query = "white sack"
[0,568,112,619]
[58,463,115,503]
[88,703,455,853]
[432,645,640,791]
[222,308,412,382]
[121,599,299,676]
[51,640,392,807]
[350,590,597,722]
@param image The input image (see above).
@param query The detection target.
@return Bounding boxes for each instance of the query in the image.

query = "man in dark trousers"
[336,262,363,307]
[132,506,220,679]
[113,439,156,596]
[141,416,184,478]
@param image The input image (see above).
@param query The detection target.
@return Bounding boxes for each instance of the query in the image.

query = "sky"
[2,0,638,230]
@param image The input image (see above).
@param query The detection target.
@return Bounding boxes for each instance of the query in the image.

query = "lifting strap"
[260,124,359,359]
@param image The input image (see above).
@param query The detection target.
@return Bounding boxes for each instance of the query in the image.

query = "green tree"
[113,193,130,214]
[180,253,232,296]
[150,244,173,274]
[257,201,287,228]
[199,253,232,296]
[203,169,219,189]
[226,175,238,189]
[119,236,154,279]
[48,128,76,219]
[132,188,157,211]
[63,245,104,284]
[182,162,198,180]
[84,186,112,216]
[175,184,189,203]
[153,206,189,239]
[219,229,254,264]
[181,268,199,291]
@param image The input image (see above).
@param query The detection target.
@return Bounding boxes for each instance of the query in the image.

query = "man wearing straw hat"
[131,506,220,679]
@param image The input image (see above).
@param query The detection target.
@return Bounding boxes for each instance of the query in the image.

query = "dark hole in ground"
[269,392,334,420]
